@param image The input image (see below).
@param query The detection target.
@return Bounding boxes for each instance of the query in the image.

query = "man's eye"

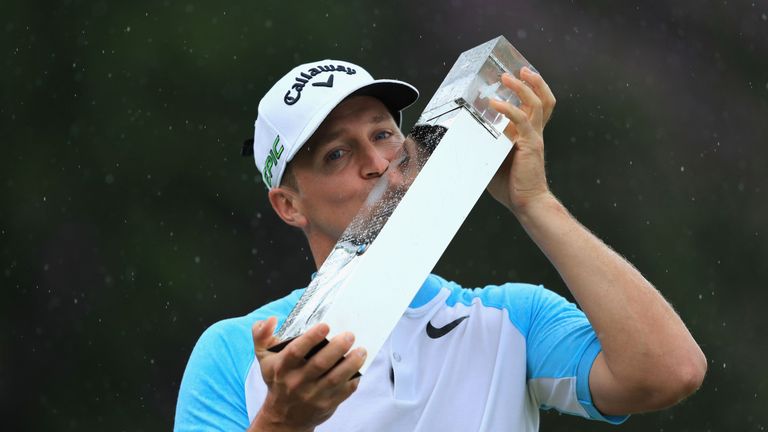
[374,131,393,140]
[326,149,345,161]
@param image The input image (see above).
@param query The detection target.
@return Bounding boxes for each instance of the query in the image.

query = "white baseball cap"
[250,59,419,189]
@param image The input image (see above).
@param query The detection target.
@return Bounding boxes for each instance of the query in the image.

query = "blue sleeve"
[509,284,628,424]
[173,319,254,432]
[174,290,304,431]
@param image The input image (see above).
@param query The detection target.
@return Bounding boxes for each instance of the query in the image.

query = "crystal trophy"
[268,36,536,374]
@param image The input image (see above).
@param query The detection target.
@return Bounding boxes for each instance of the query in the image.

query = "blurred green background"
[3,0,767,430]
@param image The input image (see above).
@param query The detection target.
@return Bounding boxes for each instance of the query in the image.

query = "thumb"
[252,317,278,357]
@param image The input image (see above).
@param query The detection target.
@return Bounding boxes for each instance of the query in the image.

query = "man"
[175,59,706,431]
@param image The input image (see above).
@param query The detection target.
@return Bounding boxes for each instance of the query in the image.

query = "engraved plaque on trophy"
[267,36,536,374]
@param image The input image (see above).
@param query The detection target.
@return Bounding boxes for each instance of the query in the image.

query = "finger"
[520,67,556,124]
[280,323,331,367]
[318,347,367,390]
[303,332,356,380]
[489,99,536,139]
[252,317,278,355]
[331,375,362,406]
[317,375,362,414]
[501,73,544,129]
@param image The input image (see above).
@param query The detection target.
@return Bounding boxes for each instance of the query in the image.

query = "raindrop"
[194,256,200,263]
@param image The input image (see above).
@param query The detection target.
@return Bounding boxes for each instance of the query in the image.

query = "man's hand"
[247,317,366,432]
[486,67,556,214]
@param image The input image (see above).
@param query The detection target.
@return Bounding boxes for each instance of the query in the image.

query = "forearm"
[513,193,706,394]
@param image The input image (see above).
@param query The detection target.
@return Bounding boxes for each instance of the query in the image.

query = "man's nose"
[359,142,394,179]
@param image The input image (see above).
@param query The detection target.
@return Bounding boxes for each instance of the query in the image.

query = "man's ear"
[268,187,308,229]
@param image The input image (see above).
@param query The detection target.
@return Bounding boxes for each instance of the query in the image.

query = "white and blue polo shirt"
[175,274,628,431]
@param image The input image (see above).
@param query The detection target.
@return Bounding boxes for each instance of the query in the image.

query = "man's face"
[286,96,406,246]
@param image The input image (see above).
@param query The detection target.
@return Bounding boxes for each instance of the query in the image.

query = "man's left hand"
[487,67,556,214]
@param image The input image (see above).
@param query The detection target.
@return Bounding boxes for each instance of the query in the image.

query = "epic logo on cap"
[262,136,284,187]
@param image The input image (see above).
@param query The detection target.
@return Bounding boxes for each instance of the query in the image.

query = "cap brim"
[349,80,419,127]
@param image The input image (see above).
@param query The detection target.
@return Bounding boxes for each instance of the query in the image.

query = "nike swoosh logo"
[312,74,334,87]
[426,315,469,339]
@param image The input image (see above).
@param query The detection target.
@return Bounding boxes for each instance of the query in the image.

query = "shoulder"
[197,287,306,357]
[193,287,306,370]
[427,274,576,337]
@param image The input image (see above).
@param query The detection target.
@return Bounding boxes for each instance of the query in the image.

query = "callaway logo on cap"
[250,59,419,189]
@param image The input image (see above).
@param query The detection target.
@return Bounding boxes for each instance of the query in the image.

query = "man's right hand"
[246,317,366,432]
